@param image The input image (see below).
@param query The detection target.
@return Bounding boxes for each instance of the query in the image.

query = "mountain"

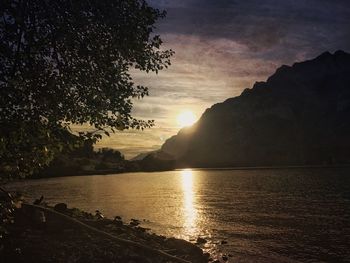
[159,50,350,168]
[130,152,154,161]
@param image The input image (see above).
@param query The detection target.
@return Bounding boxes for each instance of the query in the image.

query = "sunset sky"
[95,0,350,158]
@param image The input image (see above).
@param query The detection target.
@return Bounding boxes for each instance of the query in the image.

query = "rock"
[222,254,228,261]
[10,203,211,263]
[95,210,104,219]
[220,240,227,245]
[54,203,67,213]
[130,219,140,227]
[196,237,207,244]
[33,195,44,205]
[165,237,203,256]
[114,220,123,226]
[135,226,147,232]
[113,216,123,226]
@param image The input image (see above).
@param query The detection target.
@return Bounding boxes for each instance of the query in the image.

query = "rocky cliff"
[160,51,350,167]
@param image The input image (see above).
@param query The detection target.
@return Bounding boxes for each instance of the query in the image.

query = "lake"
[5,168,350,262]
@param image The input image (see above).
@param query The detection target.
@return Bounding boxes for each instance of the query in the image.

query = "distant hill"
[130,152,155,161]
[159,50,350,168]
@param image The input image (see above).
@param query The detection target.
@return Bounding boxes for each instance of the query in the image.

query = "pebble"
[129,219,140,227]
[54,203,67,213]
[95,210,104,219]
[196,237,207,244]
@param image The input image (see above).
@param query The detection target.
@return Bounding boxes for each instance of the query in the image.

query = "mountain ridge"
[154,50,350,168]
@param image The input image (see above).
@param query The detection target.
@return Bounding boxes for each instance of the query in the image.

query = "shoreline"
[179,163,350,171]
[27,163,350,180]
[1,200,211,263]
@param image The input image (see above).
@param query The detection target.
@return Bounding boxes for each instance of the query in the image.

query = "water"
[4,168,350,262]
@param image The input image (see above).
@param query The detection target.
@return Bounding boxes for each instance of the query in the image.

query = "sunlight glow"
[181,169,197,237]
[177,110,196,128]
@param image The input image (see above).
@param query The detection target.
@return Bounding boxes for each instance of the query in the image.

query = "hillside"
[159,51,350,167]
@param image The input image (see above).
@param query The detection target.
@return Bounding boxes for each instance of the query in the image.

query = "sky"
[96,0,350,159]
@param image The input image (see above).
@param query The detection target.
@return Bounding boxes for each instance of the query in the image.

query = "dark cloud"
[150,0,350,54]
[100,0,350,157]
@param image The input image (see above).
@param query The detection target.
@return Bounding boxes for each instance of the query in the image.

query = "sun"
[177,110,196,128]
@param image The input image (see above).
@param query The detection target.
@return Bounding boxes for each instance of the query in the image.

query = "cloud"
[152,0,350,53]
[94,0,350,158]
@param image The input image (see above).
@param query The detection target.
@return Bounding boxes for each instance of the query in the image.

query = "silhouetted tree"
[71,139,95,158]
[98,148,124,162]
[0,0,173,178]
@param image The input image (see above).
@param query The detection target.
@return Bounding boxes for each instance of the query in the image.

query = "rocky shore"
[1,199,211,263]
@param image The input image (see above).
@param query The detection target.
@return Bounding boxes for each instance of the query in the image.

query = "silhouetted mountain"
[159,50,350,167]
[138,151,176,171]
[131,151,156,161]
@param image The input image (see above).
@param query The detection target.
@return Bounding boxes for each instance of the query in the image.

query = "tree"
[98,148,124,162]
[0,0,174,178]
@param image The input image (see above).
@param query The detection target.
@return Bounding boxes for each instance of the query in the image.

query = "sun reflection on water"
[181,169,197,237]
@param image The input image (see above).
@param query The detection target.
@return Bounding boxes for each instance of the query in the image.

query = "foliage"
[0,0,173,178]
[0,122,84,178]
[97,148,124,162]
[0,188,17,251]
[36,143,127,177]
